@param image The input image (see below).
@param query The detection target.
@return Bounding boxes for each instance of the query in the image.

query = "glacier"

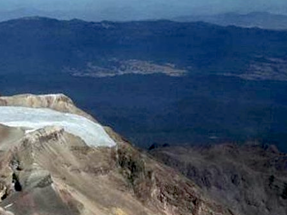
[0,106,116,147]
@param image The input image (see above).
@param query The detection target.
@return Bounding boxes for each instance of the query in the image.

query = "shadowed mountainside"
[150,143,287,215]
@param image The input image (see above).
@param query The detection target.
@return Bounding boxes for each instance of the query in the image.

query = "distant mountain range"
[1,9,287,30]
[0,8,53,21]
[1,17,287,151]
[0,8,150,22]
[0,17,286,80]
[174,12,287,30]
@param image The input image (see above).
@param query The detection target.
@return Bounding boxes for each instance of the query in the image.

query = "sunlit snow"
[0,106,116,147]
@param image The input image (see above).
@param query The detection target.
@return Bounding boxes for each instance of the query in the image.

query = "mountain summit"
[0,94,235,215]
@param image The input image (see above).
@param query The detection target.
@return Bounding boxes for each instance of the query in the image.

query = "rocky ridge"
[0,94,235,215]
[150,143,287,215]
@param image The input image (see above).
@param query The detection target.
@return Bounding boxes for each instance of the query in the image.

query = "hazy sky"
[0,0,287,20]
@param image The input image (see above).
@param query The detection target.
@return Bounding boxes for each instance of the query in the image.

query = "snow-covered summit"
[0,93,96,122]
[0,106,116,147]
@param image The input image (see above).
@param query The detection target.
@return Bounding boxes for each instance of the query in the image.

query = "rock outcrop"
[150,144,287,215]
[0,94,236,215]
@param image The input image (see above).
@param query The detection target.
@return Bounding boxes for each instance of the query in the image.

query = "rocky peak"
[0,94,96,122]
[0,94,236,215]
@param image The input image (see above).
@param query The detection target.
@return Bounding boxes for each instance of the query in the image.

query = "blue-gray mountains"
[1,17,287,151]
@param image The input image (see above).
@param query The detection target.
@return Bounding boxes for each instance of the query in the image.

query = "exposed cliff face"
[0,94,235,215]
[150,144,287,215]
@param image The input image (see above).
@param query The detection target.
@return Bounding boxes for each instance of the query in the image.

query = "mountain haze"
[175,12,287,30]
[1,17,287,150]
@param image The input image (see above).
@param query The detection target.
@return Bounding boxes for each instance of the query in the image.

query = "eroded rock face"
[150,144,287,215]
[0,94,235,215]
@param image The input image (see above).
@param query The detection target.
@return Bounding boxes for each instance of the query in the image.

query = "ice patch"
[0,106,116,147]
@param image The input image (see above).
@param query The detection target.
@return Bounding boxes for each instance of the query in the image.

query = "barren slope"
[150,144,287,215]
[0,94,236,215]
